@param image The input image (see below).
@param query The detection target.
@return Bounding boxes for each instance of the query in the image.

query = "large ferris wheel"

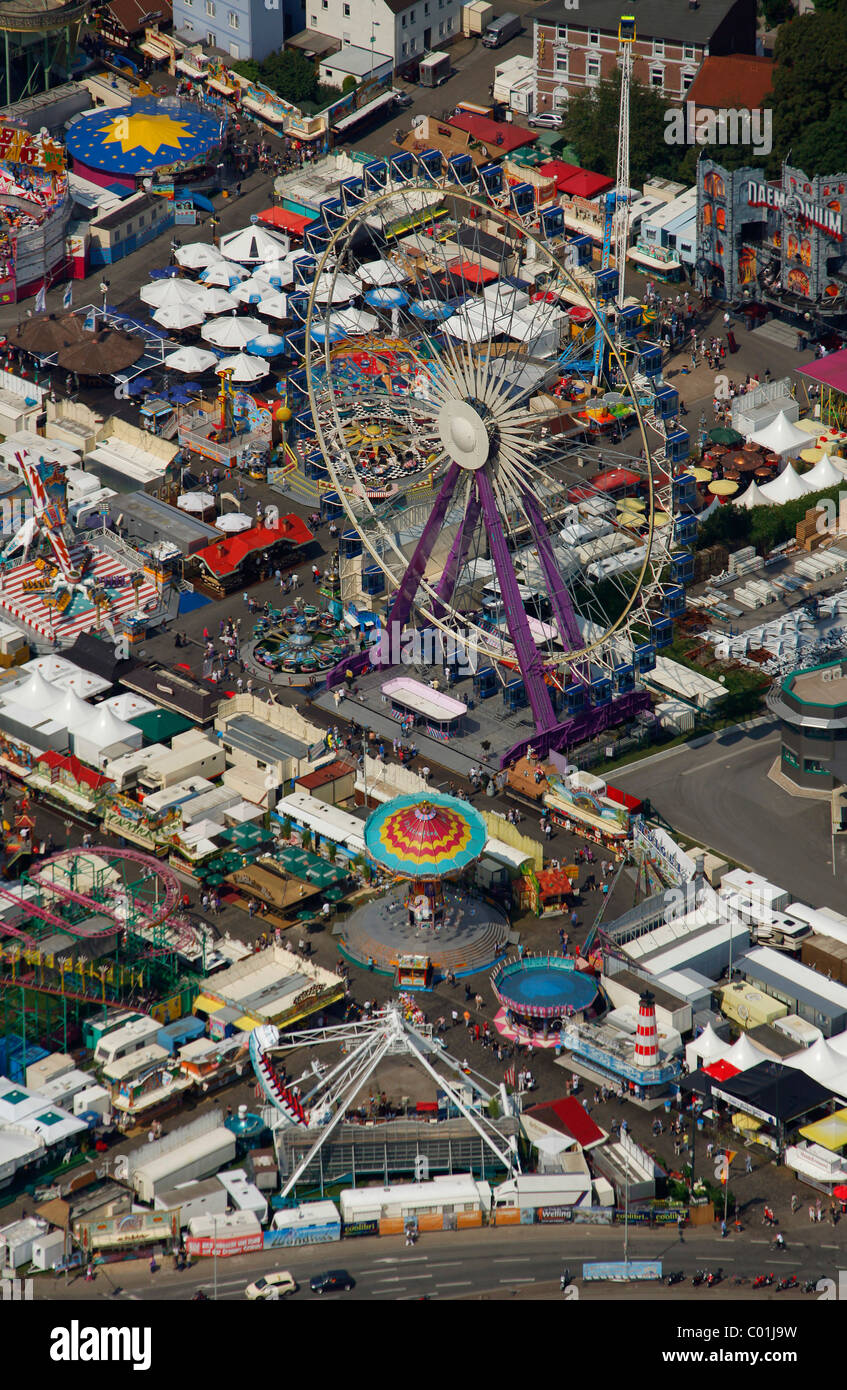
[299,173,691,751]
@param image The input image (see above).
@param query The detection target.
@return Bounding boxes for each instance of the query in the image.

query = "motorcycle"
[776,1275,799,1292]
[753,1273,774,1289]
[665,1271,685,1286]
[705,1268,723,1287]
[692,1270,706,1287]
[804,1276,824,1294]
[560,1269,572,1291]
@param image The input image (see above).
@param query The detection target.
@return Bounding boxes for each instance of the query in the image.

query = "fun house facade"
[697,159,847,321]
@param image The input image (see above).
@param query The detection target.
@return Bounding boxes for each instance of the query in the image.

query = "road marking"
[493,1257,532,1263]
[426,1262,463,1270]
[436,1281,472,1289]
[499,1277,536,1284]
[374,1277,402,1283]
[679,736,778,777]
[751,1239,769,1244]
[823,1244,839,1249]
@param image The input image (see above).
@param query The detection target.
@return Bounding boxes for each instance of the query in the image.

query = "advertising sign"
[174,200,197,226]
[79,1211,179,1251]
[0,228,16,305]
[536,1206,574,1224]
[583,1261,662,1281]
[340,1220,379,1238]
[0,124,65,171]
[263,1226,339,1248]
[186,1231,264,1257]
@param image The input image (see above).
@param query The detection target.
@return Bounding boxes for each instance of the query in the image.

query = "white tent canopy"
[193,287,239,315]
[312,271,360,305]
[201,315,265,349]
[140,278,204,310]
[356,258,408,287]
[724,1033,769,1071]
[215,351,269,382]
[735,478,769,509]
[215,512,254,533]
[758,461,815,504]
[785,1036,847,1087]
[802,453,844,490]
[684,1023,729,1071]
[257,292,289,320]
[164,345,218,374]
[200,261,250,288]
[749,410,811,458]
[174,243,225,271]
[326,306,379,337]
[232,277,275,305]
[219,225,290,265]
[444,302,512,343]
[152,304,205,330]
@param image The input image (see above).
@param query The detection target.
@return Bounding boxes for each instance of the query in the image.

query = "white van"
[94,1016,160,1068]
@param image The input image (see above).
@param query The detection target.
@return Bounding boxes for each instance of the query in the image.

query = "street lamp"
[370,10,381,78]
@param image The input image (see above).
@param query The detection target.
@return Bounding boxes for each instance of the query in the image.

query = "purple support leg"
[521,489,583,653]
[384,461,461,633]
[432,488,481,620]
[474,468,557,734]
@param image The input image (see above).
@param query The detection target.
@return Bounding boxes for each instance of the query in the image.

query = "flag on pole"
[62,283,73,310]
[505,1067,516,1088]
[34,286,46,314]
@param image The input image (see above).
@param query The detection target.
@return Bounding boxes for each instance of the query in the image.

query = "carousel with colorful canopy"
[364,792,487,930]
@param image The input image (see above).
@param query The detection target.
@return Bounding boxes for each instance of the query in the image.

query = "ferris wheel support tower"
[614,16,637,311]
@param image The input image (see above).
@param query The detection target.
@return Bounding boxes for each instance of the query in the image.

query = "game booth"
[0,124,70,304]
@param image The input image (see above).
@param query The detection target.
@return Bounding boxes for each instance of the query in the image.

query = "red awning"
[703,1059,741,1082]
[259,207,311,236]
[446,259,498,285]
[526,1096,606,1148]
[193,517,313,579]
[448,111,537,153]
[587,467,642,492]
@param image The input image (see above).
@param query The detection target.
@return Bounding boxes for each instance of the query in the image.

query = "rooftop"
[787,661,847,708]
[686,54,775,110]
[531,0,745,43]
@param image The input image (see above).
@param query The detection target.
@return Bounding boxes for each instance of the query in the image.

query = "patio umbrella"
[215,511,254,532]
[177,491,215,512]
[123,375,154,397]
[164,345,219,373]
[57,330,143,375]
[356,258,408,287]
[12,311,87,355]
[147,266,180,280]
[313,272,359,304]
[140,278,204,310]
[201,315,264,349]
[232,278,274,306]
[215,351,269,383]
[410,299,453,321]
[152,304,205,331]
[219,224,289,265]
[364,286,409,309]
[326,307,379,337]
[175,243,225,271]
[709,426,744,445]
[257,293,289,320]
[248,332,286,357]
[308,321,346,345]
[201,261,250,288]
[194,287,239,315]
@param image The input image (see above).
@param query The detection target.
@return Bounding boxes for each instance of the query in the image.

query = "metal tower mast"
[614,16,637,310]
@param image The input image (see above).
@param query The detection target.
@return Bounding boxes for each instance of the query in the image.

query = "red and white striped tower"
[634,991,660,1069]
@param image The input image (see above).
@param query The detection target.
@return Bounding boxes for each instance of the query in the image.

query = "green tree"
[562,69,683,186]
[759,0,793,27]
[769,10,847,173]
[341,75,358,94]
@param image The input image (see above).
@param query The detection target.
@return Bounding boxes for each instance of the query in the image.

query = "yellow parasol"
[709,479,739,496]
[800,448,823,463]
[687,467,713,483]
[616,496,645,510]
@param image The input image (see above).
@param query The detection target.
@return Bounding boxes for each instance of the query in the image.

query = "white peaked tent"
[697,495,721,523]
[164,345,219,374]
[312,272,360,305]
[201,315,265,349]
[175,243,224,271]
[218,225,289,265]
[749,410,811,458]
[785,1037,847,1088]
[193,287,239,316]
[15,670,59,711]
[215,352,269,383]
[356,258,409,287]
[758,461,815,504]
[725,1033,769,1071]
[736,478,769,509]
[684,1023,729,1071]
[87,703,140,748]
[57,688,95,733]
[802,453,844,490]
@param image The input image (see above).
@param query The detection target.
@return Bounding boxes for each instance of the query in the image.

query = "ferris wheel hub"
[438,400,490,471]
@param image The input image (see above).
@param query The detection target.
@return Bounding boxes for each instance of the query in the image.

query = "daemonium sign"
[746,181,843,240]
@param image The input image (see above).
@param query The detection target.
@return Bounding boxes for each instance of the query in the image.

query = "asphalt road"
[39,1223,845,1303]
[611,722,847,907]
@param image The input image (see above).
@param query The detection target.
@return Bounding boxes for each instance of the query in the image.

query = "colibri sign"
[746,181,844,240]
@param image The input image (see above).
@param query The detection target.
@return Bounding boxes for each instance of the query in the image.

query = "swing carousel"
[340,792,511,981]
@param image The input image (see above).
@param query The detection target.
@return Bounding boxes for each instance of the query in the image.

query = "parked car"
[528,112,564,129]
[245,1271,298,1300]
[310,1269,355,1294]
[393,89,414,108]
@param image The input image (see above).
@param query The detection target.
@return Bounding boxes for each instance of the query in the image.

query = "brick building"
[532,0,757,117]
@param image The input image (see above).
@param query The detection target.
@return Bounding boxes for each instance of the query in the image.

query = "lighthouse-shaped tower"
[634,990,660,1069]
